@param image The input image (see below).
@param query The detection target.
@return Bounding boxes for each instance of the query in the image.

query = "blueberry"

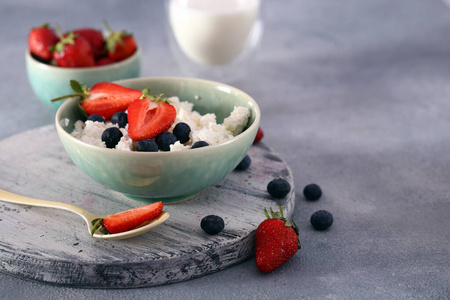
[303,183,322,201]
[201,215,225,235]
[111,111,128,128]
[87,114,105,123]
[101,127,123,149]
[155,132,177,151]
[136,139,158,152]
[267,178,291,198]
[191,141,209,149]
[310,210,333,230]
[173,122,191,144]
[235,154,251,171]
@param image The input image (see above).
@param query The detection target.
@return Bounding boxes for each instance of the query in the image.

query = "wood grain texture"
[0,125,295,288]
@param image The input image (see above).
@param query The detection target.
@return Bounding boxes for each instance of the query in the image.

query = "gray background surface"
[1,0,450,299]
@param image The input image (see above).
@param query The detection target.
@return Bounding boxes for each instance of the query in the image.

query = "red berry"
[104,21,137,61]
[253,127,264,144]
[127,91,177,141]
[107,34,137,61]
[255,206,300,273]
[53,33,95,67]
[72,28,105,59]
[28,23,59,62]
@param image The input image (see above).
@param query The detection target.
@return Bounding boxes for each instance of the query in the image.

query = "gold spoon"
[0,188,169,240]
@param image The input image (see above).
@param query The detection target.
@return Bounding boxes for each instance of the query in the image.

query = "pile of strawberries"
[28,22,137,68]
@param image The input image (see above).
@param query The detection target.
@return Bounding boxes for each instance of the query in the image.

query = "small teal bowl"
[55,77,260,204]
[26,47,141,112]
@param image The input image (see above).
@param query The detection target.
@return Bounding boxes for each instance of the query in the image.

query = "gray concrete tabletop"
[1,0,450,299]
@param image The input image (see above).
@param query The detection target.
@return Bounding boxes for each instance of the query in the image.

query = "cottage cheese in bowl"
[70,96,250,151]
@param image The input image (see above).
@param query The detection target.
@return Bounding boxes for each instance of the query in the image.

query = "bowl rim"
[55,76,261,157]
[25,46,141,73]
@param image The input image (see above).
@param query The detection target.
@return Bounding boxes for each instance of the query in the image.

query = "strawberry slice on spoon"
[52,80,142,120]
[93,201,164,234]
[127,89,177,141]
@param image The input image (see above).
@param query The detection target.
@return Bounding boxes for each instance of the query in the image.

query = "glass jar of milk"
[166,0,263,82]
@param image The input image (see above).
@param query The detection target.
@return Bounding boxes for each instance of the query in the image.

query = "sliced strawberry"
[104,21,137,61]
[80,82,142,119]
[51,80,142,120]
[28,23,59,62]
[128,92,177,141]
[101,201,163,234]
[73,28,105,59]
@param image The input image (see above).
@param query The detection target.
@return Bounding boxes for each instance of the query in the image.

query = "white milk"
[168,0,260,66]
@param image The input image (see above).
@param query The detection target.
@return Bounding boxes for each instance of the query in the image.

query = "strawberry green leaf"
[141,88,152,99]
[70,80,84,94]
[264,208,270,219]
[90,218,103,236]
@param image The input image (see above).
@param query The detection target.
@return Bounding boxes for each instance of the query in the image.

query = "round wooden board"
[0,125,295,288]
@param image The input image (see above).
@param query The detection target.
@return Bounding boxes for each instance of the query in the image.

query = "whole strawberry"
[255,205,300,273]
[28,23,59,62]
[53,26,95,68]
[104,21,137,61]
[72,28,105,59]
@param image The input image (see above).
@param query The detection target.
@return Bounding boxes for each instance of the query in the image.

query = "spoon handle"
[0,188,88,216]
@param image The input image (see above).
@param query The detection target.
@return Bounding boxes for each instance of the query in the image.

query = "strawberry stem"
[55,23,64,40]
[51,80,89,102]
[103,19,113,35]
[50,93,85,102]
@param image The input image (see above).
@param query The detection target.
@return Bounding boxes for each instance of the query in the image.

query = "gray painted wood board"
[0,125,295,288]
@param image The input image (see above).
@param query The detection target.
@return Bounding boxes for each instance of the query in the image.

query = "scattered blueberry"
[267,178,291,198]
[136,139,158,152]
[310,210,333,230]
[111,111,128,128]
[101,127,123,149]
[191,141,209,149]
[87,114,104,123]
[303,183,322,201]
[201,215,225,235]
[235,154,251,171]
[155,132,178,151]
[173,122,191,144]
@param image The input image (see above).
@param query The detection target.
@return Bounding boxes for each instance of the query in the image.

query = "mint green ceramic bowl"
[55,77,260,204]
[26,47,141,112]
